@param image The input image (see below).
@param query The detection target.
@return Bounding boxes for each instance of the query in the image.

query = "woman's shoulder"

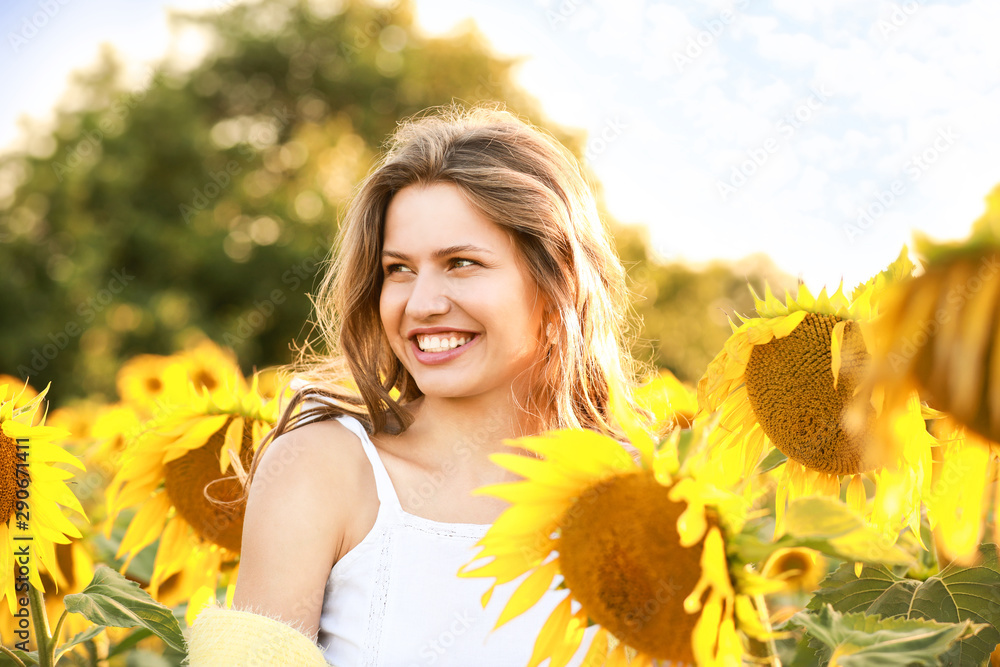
[234,415,377,624]
[253,415,370,494]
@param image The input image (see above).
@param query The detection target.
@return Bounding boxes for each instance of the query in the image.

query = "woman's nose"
[405,272,452,320]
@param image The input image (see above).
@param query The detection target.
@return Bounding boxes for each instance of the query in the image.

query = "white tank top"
[317,415,599,666]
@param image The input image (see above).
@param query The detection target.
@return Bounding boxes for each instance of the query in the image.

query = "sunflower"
[696,249,936,540]
[175,338,248,399]
[46,399,105,442]
[874,243,1000,443]
[116,354,191,416]
[0,382,87,615]
[0,376,41,425]
[924,417,1000,564]
[457,390,751,666]
[0,376,38,407]
[633,370,698,432]
[105,372,276,623]
[1,539,95,648]
[114,339,245,418]
[760,547,827,593]
[869,187,1000,561]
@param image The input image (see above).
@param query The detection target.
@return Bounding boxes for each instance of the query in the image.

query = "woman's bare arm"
[231,421,362,640]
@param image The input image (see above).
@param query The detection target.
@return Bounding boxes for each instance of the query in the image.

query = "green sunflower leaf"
[783,496,913,565]
[106,627,154,658]
[807,562,905,613]
[794,604,985,667]
[806,544,1000,667]
[755,447,787,474]
[0,649,38,666]
[53,625,106,662]
[63,565,185,653]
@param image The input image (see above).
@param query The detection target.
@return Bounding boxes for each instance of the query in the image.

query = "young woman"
[189,105,643,665]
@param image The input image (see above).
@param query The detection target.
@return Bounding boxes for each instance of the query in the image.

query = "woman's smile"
[379,181,545,402]
[410,332,481,364]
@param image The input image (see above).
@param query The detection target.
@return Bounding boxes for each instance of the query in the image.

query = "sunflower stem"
[50,609,68,652]
[0,644,28,667]
[27,582,55,667]
[754,593,782,667]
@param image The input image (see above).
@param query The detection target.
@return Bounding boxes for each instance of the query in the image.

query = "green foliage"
[0,0,791,404]
[795,604,985,667]
[51,627,106,664]
[731,496,913,566]
[63,565,185,653]
[801,544,1000,666]
[755,447,788,474]
[0,0,557,404]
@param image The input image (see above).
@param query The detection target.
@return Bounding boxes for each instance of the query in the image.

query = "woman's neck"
[400,393,543,464]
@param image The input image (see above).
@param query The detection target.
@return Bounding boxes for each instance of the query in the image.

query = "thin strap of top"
[335,415,402,511]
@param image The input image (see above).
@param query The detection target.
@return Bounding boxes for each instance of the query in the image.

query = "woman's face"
[379,181,546,404]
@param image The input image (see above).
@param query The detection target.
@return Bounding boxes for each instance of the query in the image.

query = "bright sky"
[2,0,998,290]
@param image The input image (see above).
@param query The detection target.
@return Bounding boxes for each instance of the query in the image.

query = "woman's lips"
[410,333,480,365]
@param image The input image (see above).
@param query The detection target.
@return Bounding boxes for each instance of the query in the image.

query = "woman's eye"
[452,258,477,269]
[385,264,412,274]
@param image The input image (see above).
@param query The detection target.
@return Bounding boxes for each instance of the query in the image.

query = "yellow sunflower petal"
[846,474,866,516]
[487,453,586,491]
[579,628,610,667]
[550,610,587,667]
[219,417,244,474]
[989,293,1000,433]
[473,480,578,509]
[608,383,656,467]
[163,414,230,455]
[116,490,171,558]
[691,594,724,665]
[527,594,573,667]
[492,559,560,631]
[831,319,848,389]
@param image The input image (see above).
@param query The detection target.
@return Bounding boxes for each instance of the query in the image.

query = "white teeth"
[416,334,470,353]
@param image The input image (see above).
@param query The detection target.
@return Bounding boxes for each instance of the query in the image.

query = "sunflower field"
[3,0,1000,665]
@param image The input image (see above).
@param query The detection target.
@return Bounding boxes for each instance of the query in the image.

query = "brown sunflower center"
[743,313,874,474]
[145,377,163,393]
[777,553,809,573]
[163,418,254,552]
[0,429,23,525]
[899,251,1000,443]
[558,471,705,663]
[192,370,218,392]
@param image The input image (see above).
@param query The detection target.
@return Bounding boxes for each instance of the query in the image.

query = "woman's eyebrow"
[381,244,497,260]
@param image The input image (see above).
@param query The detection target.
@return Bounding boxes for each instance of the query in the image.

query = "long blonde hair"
[245,104,641,492]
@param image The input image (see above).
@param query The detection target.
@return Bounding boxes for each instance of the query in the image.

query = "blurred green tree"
[0,0,791,403]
